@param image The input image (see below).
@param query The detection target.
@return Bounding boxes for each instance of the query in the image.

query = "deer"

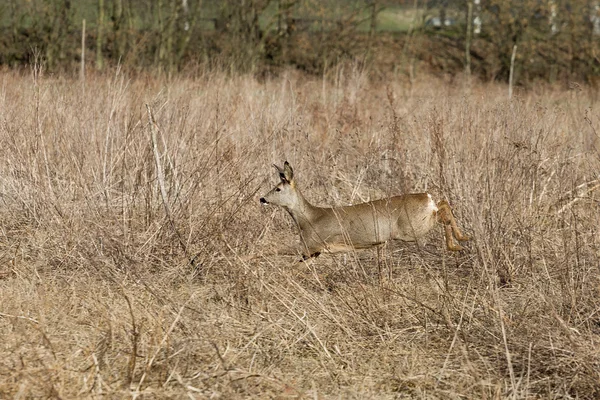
[259,161,469,260]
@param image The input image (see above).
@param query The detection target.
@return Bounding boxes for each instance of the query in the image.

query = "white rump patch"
[427,193,438,213]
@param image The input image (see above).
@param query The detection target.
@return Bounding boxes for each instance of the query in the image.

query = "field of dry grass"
[0,66,599,399]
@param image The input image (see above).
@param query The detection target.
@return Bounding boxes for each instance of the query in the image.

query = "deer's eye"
[275,188,281,192]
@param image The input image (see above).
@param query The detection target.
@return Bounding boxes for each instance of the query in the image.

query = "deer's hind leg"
[436,200,470,251]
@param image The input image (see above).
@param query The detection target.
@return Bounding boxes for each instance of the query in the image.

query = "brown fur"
[261,162,469,258]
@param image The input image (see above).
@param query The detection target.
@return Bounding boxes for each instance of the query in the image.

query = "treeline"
[0,0,598,84]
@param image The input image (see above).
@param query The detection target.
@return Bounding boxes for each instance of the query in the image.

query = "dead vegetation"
[0,67,599,398]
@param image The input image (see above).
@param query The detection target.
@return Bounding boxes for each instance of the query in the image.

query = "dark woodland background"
[1,0,599,84]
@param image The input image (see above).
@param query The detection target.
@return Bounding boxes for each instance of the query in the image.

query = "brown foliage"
[0,68,599,398]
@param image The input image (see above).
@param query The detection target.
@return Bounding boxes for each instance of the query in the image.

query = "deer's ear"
[273,164,288,182]
[283,161,294,182]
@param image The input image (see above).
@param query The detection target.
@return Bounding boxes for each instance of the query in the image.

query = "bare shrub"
[0,69,599,398]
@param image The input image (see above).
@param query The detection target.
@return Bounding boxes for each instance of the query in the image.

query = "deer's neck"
[286,190,322,231]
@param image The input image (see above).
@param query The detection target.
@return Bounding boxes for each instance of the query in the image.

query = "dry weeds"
[0,67,599,399]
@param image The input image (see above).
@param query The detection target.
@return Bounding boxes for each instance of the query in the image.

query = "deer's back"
[301,193,437,251]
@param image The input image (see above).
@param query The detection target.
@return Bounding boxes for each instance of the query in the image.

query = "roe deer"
[260,162,469,259]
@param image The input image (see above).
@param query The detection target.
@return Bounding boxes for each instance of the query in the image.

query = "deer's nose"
[260,198,268,204]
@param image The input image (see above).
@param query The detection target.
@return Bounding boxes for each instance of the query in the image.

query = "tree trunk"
[113,0,126,61]
[439,0,447,29]
[96,0,105,70]
[465,0,473,75]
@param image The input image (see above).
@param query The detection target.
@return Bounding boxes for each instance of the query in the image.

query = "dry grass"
[0,66,599,399]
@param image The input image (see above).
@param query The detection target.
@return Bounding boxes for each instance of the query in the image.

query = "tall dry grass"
[0,66,599,398]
